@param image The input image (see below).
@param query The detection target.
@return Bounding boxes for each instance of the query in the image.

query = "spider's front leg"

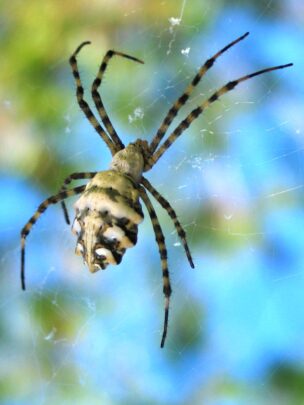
[91,49,144,150]
[149,31,250,154]
[70,42,117,155]
[150,62,293,167]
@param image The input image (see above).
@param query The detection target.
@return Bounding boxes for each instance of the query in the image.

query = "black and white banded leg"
[150,62,293,167]
[70,42,117,155]
[149,32,249,154]
[58,171,97,224]
[20,185,86,290]
[141,176,194,268]
[91,50,144,150]
[139,187,172,348]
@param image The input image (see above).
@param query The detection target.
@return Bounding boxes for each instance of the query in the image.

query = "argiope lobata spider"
[20,32,292,347]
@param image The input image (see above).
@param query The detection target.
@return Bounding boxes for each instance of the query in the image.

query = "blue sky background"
[1,0,304,404]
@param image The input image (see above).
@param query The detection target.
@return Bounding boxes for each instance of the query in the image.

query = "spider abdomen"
[73,170,144,272]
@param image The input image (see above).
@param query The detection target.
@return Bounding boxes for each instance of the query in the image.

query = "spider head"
[110,142,145,182]
[132,139,153,172]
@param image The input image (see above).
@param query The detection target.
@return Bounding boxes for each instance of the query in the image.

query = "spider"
[20,32,292,348]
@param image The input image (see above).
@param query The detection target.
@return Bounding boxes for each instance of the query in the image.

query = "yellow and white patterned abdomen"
[73,170,144,272]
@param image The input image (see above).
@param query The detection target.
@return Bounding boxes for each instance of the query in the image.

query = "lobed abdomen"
[72,170,144,272]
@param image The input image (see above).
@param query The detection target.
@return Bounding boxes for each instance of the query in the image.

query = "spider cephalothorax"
[20,32,292,347]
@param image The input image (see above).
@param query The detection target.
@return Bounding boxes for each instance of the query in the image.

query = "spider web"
[1,0,304,404]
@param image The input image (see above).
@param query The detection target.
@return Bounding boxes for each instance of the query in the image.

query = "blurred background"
[1,0,304,404]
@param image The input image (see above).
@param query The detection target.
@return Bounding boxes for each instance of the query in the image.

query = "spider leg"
[20,185,86,291]
[141,176,194,268]
[150,62,293,167]
[58,171,97,225]
[92,50,144,150]
[70,42,116,155]
[149,32,249,154]
[139,187,171,348]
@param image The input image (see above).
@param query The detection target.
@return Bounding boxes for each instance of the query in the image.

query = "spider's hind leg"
[141,176,194,268]
[57,171,97,224]
[20,185,86,290]
[139,186,171,348]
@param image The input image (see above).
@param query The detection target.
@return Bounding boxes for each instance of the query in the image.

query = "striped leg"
[59,171,97,225]
[141,176,194,268]
[70,42,116,155]
[92,50,144,150]
[150,62,293,166]
[139,187,172,348]
[20,185,86,290]
[149,32,249,154]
